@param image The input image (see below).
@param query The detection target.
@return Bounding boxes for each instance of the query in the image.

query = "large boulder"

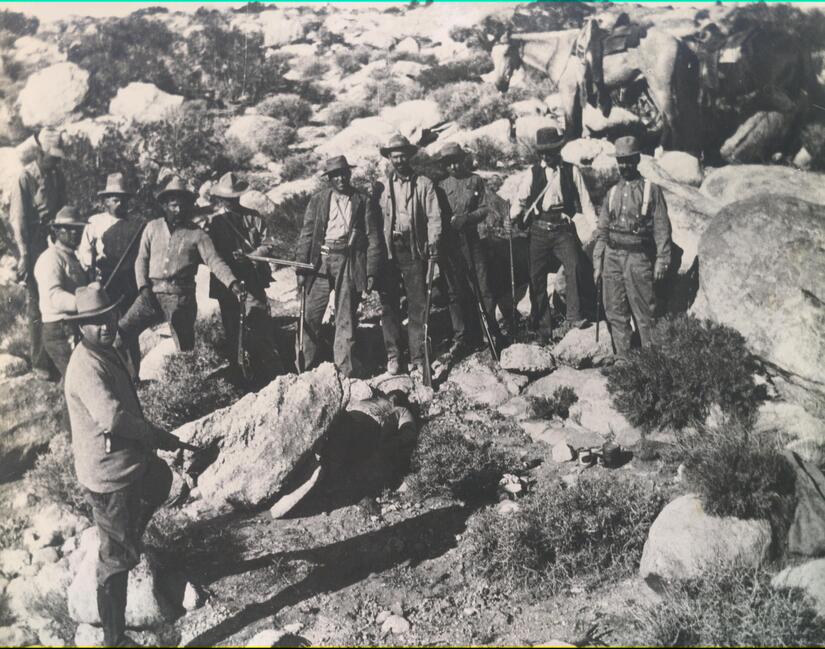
[0,354,27,379]
[552,327,614,369]
[640,494,772,581]
[772,559,825,617]
[68,528,174,628]
[700,165,825,208]
[448,351,528,408]
[174,363,349,511]
[17,62,89,128]
[10,36,66,68]
[260,14,308,48]
[379,100,442,138]
[315,116,397,167]
[692,196,825,405]
[109,83,184,124]
[499,343,556,376]
[655,151,703,187]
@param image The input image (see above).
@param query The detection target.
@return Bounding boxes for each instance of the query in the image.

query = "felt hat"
[380,134,418,158]
[321,155,356,176]
[50,205,87,229]
[612,135,643,158]
[535,127,566,153]
[210,172,249,199]
[156,175,196,202]
[37,128,66,159]
[63,282,123,322]
[437,142,468,162]
[98,172,134,197]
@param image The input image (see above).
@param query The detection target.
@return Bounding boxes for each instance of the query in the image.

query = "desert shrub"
[255,93,313,127]
[335,47,371,75]
[292,79,334,105]
[388,50,437,66]
[131,6,169,17]
[529,385,578,420]
[25,433,93,522]
[681,419,796,539]
[258,121,297,160]
[0,9,37,36]
[409,415,520,503]
[801,122,825,170]
[726,3,825,52]
[605,315,762,434]
[433,81,518,129]
[471,135,519,170]
[280,151,322,181]
[416,54,494,91]
[468,472,666,594]
[631,564,825,647]
[29,591,76,645]
[361,66,424,110]
[0,282,26,334]
[0,514,27,552]
[326,101,373,129]
[512,2,594,32]
[139,318,243,431]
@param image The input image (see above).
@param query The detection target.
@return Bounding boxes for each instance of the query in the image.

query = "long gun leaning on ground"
[460,231,499,362]
[237,280,251,381]
[422,257,436,387]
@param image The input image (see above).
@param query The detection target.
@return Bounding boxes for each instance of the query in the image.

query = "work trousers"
[218,293,283,384]
[380,242,427,366]
[603,246,657,354]
[25,275,55,375]
[41,320,77,379]
[303,252,361,377]
[528,225,587,336]
[441,232,501,346]
[119,290,197,363]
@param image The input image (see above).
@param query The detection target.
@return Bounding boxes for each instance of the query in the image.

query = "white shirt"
[34,240,87,323]
[77,211,119,270]
[509,161,596,223]
[326,192,352,241]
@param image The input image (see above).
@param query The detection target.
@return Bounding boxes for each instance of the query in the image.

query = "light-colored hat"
[612,135,642,158]
[38,128,66,159]
[380,134,418,158]
[437,142,468,162]
[98,172,134,197]
[63,282,124,322]
[156,175,196,202]
[210,172,249,199]
[535,127,566,153]
[321,155,356,176]
[51,205,87,229]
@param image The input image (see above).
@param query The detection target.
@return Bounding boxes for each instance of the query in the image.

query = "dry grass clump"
[25,432,92,522]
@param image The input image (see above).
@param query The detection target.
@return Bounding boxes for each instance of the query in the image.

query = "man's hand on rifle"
[230,280,244,300]
[450,212,468,231]
[140,285,155,302]
[426,242,439,262]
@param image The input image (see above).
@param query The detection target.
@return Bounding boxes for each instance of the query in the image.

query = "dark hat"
[98,172,134,197]
[535,127,566,153]
[380,134,418,158]
[50,205,87,229]
[210,172,249,199]
[321,155,356,176]
[612,135,642,158]
[156,175,196,202]
[436,142,467,162]
[63,282,123,322]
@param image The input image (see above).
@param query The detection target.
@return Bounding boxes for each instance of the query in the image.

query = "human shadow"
[183,503,471,647]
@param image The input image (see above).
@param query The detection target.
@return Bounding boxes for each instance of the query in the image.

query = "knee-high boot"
[97,571,129,646]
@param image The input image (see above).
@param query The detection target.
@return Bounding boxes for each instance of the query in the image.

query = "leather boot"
[98,572,129,646]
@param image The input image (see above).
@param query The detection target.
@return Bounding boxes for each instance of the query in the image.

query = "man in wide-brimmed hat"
[9,127,68,380]
[509,127,596,342]
[435,142,507,359]
[64,282,179,647]
[295,155,382,377]
[205,171,284,382]
[375,134,441,377]
[118,175,242,370]
[593,135,673,354]
[32,206,89,378]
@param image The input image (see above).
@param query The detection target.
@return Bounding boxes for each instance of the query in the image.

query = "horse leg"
[638,32,681,152]
[560,66,583,140]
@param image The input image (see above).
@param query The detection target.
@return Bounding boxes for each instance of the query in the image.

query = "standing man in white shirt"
[510,127,597,342]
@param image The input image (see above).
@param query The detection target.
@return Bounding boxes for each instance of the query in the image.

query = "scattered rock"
[655,150,703,186]
[783,451,825,557]
[552,442,575,463]
[182,582,204,611]
[757,401,825,446]
[497,396,536,421]
[261,14,308,48]
[379,100,442,137]
[449,352,527,407]
[496,500,521,515]
[499,343,556,375]
[138,337,177,382]
[17,62,88,127]
[31,547,59,566]
[771,559,825,616]
[74,623,103,647]
[109,82,184,123]
[11,35,66,68]
[0,549,30,578]
[692,195,825,408]
[175,363,347,511]
[37,622,66,647]
[552,327,614,369]
[316,115,397,166]
[395,36,420,56]
[639,494,772,581]
[380,613,411,636]
[0,354,27,379]
[246,628,288,647]
[26,503,87,551]
[6,559,72,622]
[793,146,813,171]
[0,626,37,647]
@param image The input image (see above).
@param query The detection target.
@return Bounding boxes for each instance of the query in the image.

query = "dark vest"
[528,162,581,220]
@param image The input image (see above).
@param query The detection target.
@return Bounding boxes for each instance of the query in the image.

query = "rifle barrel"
[245,254,315,271]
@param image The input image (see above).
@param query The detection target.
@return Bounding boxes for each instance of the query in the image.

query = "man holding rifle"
[64,282,181,647]
[205,172,283,382]
[295,156,382,378]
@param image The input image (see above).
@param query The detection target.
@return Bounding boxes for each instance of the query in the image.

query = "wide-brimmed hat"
[210,172,249,199]
[437,142,468,163]
[535,127,566,153]
[612,135,642,158]
[63,282,123,322]
[37,128,66,159]
[380,134,418,158]
[321,155,356,177]
[98,172,134,197]
[156,175,196,202]
[50,205,87,229]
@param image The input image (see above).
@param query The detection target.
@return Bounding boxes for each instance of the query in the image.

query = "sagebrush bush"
[361,66,423,110]
[25,433,92,522]
[335,47,372,75]
[280,151,323,181]
[631,564,825,646]
[325,101,373,129]
[682,419,796,537]
[468,472,666,594]
[0,8,38,36]
[28,591,76,645]
[433,81,520,130]
[409,415,520,503]
[258,120,298,160]
[255,93,313,128]
[416,54,493,91]
[471,135,518,170]
[0,282,26,335]
[529,385,578,420]
[605,315,762,433]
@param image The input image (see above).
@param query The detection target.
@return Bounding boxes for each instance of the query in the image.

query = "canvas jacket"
[375,172,441,261]
[9,161,66,266]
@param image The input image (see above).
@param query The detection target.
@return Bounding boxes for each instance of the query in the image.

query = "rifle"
[422,257,436,387]
[506,199,517,338]
[462,233,499,362]
[515,182,551,231]
[596,274,603,343]
[245,254,316,271]
[237,280,251,381]
[103,219,146,293]
[296,284,307,373]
